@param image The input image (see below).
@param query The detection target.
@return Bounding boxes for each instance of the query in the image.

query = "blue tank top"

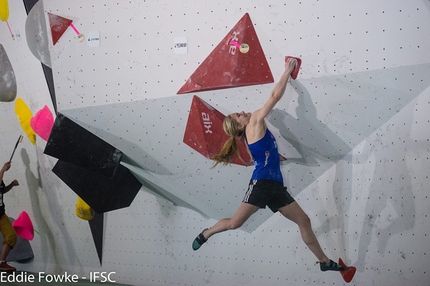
[246,128,283,183]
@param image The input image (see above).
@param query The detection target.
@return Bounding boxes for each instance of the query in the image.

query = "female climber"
[192,57,344,273]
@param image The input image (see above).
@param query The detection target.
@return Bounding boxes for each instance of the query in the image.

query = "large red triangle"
[183,96,252,166]
[177,13,274,94]
[48,13,73,45]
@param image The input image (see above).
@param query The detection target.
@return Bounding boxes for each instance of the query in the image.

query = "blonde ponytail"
[212,136,239,167]
[211,115,245,168]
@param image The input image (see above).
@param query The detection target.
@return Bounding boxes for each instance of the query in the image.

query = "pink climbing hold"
[30,105,54,141]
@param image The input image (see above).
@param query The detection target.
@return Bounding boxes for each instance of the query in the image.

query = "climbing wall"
[0,0,101,276]
[0,0,429,285]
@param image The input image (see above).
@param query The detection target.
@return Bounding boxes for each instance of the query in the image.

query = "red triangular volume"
[48,13,73,45]
[338,258,356,283]
[177,13,274,94]
[183,96,252,166]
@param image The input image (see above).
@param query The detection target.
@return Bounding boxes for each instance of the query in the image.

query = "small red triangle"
[338,258,356,283]
[183,96,252,166]
[178,13,274,94]
[48,13,73,45]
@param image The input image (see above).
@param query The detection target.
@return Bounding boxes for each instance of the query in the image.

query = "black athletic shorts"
[243,179,295,213]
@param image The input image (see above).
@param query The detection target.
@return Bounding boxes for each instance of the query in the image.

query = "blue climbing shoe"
[192,229,208,251]
[319,259,345,271]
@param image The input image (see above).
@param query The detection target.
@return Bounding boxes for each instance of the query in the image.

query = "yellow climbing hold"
[76,196,95,220]
[14,98,36,145]
[0,0,9,22]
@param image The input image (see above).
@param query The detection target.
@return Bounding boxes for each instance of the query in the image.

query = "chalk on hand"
[285,56,302,79]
